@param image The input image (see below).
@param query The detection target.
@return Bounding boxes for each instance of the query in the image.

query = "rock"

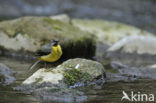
[108,35,156,55]
[0,63,15,85]
[105,61,156,82]
[15,58,105,102]
[119,67,156,80]
[17,68,66,92]
[17,58,105,90]
[0,16,96,59]
[50,14,71,24]
[72,19,154,45]
[58,58,105,86]
[0,32,39,52]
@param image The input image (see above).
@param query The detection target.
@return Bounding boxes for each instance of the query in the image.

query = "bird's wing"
[41,44,52,52]
[36,43,52,56]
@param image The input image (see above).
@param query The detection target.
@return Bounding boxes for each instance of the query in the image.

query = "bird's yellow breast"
[39,45,62,62]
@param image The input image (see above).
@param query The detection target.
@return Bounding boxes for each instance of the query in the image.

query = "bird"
[29,38,62,70]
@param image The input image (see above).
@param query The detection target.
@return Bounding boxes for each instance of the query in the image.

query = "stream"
[0,56,156,103]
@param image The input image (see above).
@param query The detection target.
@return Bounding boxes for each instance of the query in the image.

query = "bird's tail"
[29,60,41,70]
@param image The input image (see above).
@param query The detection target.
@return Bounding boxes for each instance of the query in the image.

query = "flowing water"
[0,56,156,103]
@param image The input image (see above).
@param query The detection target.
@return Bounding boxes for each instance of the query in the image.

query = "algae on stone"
[63,68,93,86]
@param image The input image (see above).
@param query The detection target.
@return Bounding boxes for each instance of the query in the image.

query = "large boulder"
[108,35,156,55]
[72,19,154,45]
[0,63,15,85]
[15,58,105,102]
[0,16,96,59]
[104,35,156,67]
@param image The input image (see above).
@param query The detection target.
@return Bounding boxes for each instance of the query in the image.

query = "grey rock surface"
[0,63,15,85]
[108,35,156,55]
[72,19,153,45]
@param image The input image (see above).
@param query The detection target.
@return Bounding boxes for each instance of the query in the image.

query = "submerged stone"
[0,63,15,85]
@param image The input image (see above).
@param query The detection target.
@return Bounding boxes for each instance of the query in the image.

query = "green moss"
[43,18,53,24]
[9,29,25,38]
[35,78,43,83]
[63,72,76,86]
[63,68,93,86]
[43,18,86,38]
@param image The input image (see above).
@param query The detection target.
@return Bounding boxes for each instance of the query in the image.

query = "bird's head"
[50,38,59,47]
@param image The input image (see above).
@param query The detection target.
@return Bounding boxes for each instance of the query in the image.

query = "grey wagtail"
[29,39,62,70]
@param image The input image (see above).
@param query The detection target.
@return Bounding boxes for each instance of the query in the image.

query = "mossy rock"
[16,58,104,102]
[19,58,105,91]
[57,58,105,86]
[72,19,154,45]
[63,68,93,86]
[0,16,96,58]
